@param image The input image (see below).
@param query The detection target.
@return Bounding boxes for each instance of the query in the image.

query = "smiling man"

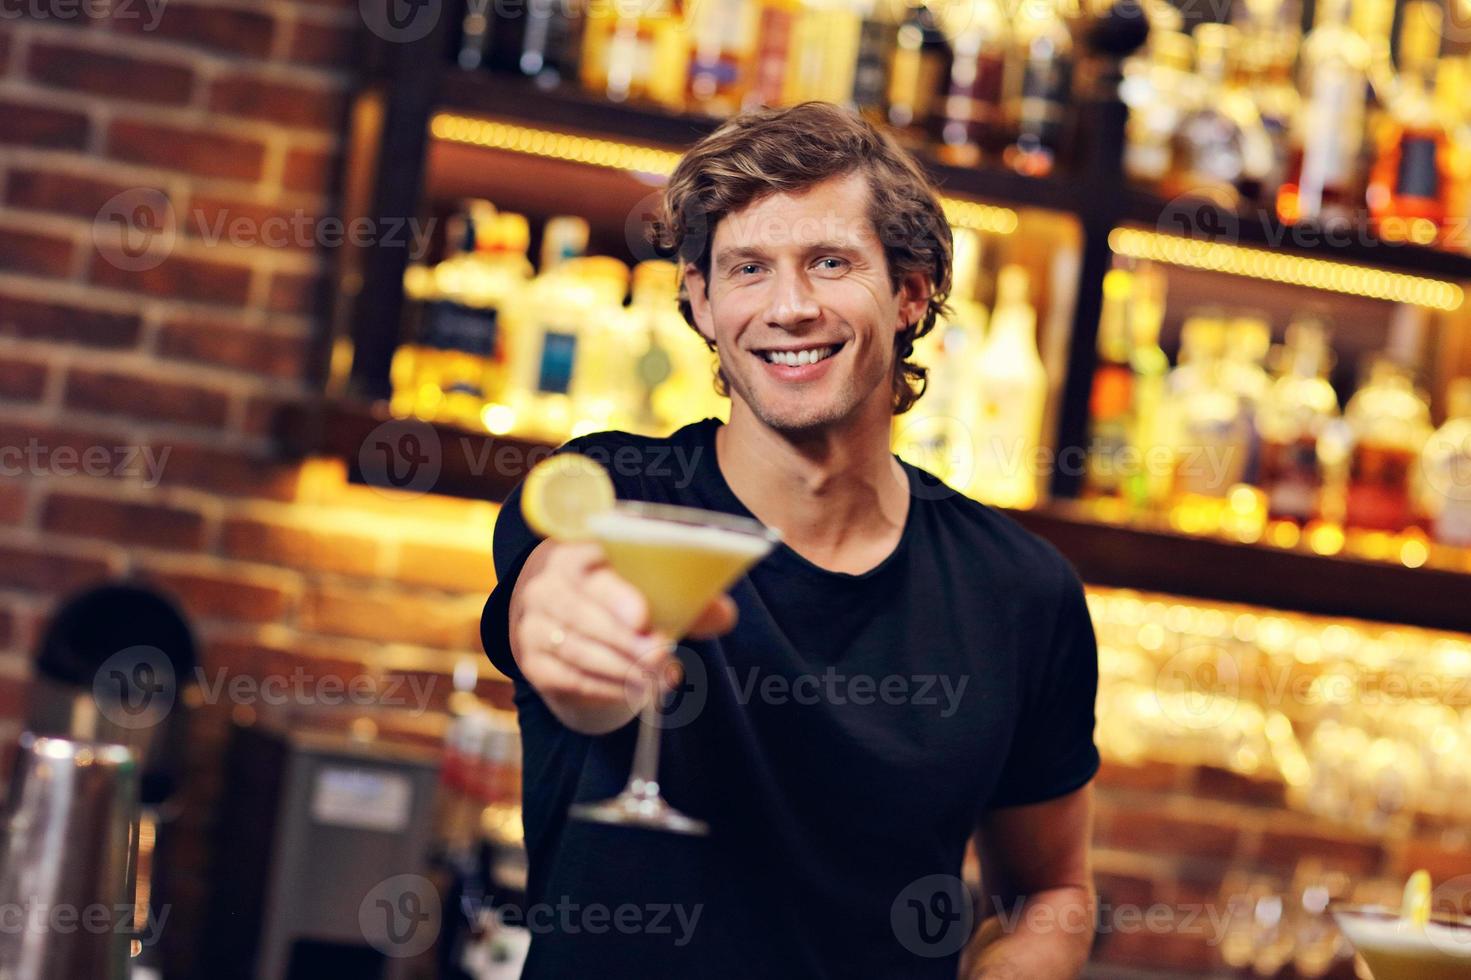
[482,102,1100,978]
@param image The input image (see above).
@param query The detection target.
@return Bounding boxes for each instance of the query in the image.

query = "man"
[482,101,1099,978]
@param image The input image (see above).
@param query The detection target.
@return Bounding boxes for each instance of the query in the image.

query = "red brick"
[207,73,345,131]
[1096,760,1186,795]
[0,228,74,278]
[6,169,167,221]
[0,354,47,402]
[1192,765,1288,809]
[0,291,140,348]
[26,41,194,105]
[286,19,359,68]
[1093,922,1217,972]
[0,542,112,593]
[219,517,379,577]
[151,443,301,502]
[108,120,266,182]
[90,250,253,307]
[282,145,336,194]
[65,367,230,428]
[156,317,308,380]
[0,484,29,527]
[242,395,293,437]
[266,270,322,314]
[0,99,88,150]
[112,2,276,58]
[42,492,205,550]
[185,195,321,252]
[144,568,294,623]
[300,585,478,649]
[0,610,17,649]
[1254,826,1384,875]
[0,675,29,722]
[0,31,12,73]
[394,540,495,593]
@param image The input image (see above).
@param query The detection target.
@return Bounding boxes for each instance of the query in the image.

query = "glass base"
[569,791,709,836]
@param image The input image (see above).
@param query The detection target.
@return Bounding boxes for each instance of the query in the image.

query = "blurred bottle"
[935,0,1010,166]
[1437,58,1471,254]
[1166,24,1274,209]
[1367,1,1449,245]
[970,264,1046,509]
[785,0,863,104]
[1165,312,1251,498]
[1121,27,1194,187]
[688,0,761,115]
[850,0,899,123]
[1274,0,1372,228]
[1256,317,1339,524]
[894,227,987,486]
[1235,0,1301,204]
[1123,263,1171,511]
[1223,313,1272,482]
[517,0,585,88]
[623,260,725,433]
[539,214,590,274]
[1085,269,1135,498]
[583,0,688,109]
[886,0,952,146]
[1419,377,1471,546]
[1003,0,1073,177]
[747,0,801,107]
[565,256,635,436]
[1342,357,1432,531]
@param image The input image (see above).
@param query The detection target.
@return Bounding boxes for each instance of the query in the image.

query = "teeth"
[762,346,835,366]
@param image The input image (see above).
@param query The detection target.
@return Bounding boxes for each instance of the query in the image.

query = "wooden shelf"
[1007,503,1471,634]
[276,397,1471,633]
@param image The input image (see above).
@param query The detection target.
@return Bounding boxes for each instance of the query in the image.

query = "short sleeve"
[987,567,1101,810]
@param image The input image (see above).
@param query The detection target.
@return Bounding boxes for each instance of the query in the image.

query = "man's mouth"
[755,343,844,366]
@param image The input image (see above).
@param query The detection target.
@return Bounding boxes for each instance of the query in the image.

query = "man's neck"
[714,400,910,575]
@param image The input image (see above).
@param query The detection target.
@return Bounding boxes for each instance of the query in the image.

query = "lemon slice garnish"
[1402,869,1432,929]
[520,452,615,540]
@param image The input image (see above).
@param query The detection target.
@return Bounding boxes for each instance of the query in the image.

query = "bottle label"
[423,301,498,358]
[1346,443,1416,531]
[537,330,578,394]
[1395,135,1440,202]
[1260,436,1322,522]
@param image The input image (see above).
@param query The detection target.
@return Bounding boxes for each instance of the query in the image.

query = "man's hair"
[650,101,953,415]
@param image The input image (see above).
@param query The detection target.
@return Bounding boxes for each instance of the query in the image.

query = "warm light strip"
[1110,226,1464,311]
[430,112,1019,236]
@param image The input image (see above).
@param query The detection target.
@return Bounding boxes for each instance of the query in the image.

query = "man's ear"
[896,271,932,333]
[684,264,716,344]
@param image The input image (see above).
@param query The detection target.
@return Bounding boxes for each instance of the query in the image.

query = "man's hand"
[508,539,738,734]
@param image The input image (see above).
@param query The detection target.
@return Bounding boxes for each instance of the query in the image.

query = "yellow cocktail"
[1334,907,1471,980]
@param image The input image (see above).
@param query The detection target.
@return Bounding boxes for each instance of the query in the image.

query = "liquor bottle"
[1166,24,1274,208]
[567,257,635,435]
[1165,312,1251,498]
[1420,378,1471,547]
[589,0,688,109]
[850,0,898,123]
[623,260,725,433]
[970,264,1046,509]
[1342,357,1433,532]
[935,0,1009,166]
[894,226,987,486]
[538,215,590,274]
[516,0,584,88]
[1002,0,1073,177]
[456,0,495,70]
[1366,1,1449,245]
[885,0,951,144]
[1233,0,1301,203]
[784,0,863,104]
[747,0,801,108]
[1274,0,1372,228]
[687,0,761,115]
[1122,263,1171,510]
[1121,28,1194,187]
[1085,269,1134,498]
[1256,317,1340,524]
[1436,59,1471,254]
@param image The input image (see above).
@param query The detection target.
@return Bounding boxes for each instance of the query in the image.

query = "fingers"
[581,565,653,634]
[687,594,738,640]
[521,650,632,708]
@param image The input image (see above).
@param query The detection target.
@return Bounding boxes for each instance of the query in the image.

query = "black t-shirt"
[481,418,1100,978]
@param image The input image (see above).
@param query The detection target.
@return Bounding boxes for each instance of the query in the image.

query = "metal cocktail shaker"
[0,733,140,980]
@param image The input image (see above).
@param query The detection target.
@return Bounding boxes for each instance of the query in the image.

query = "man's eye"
[815,257,847,271]
[737,264,762,276]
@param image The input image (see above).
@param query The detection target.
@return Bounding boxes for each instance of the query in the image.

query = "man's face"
[684,172,930,435]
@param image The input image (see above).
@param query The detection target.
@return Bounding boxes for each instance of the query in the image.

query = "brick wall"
[0,4,514,973]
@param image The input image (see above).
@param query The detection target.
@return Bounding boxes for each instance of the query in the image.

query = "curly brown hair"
[649,101,953,415]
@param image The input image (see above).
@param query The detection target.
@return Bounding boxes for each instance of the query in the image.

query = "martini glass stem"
[625,695,664,802]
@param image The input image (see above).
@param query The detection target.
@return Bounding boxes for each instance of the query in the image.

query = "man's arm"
[959,782,1096,980]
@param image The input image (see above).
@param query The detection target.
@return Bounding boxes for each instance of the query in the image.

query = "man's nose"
[764,266,821,330]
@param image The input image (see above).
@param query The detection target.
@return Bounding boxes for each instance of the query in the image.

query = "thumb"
[686,594,738,639]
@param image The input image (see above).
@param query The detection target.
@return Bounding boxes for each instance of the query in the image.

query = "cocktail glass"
[1332,905,1471,980]
[569,501,779,835]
